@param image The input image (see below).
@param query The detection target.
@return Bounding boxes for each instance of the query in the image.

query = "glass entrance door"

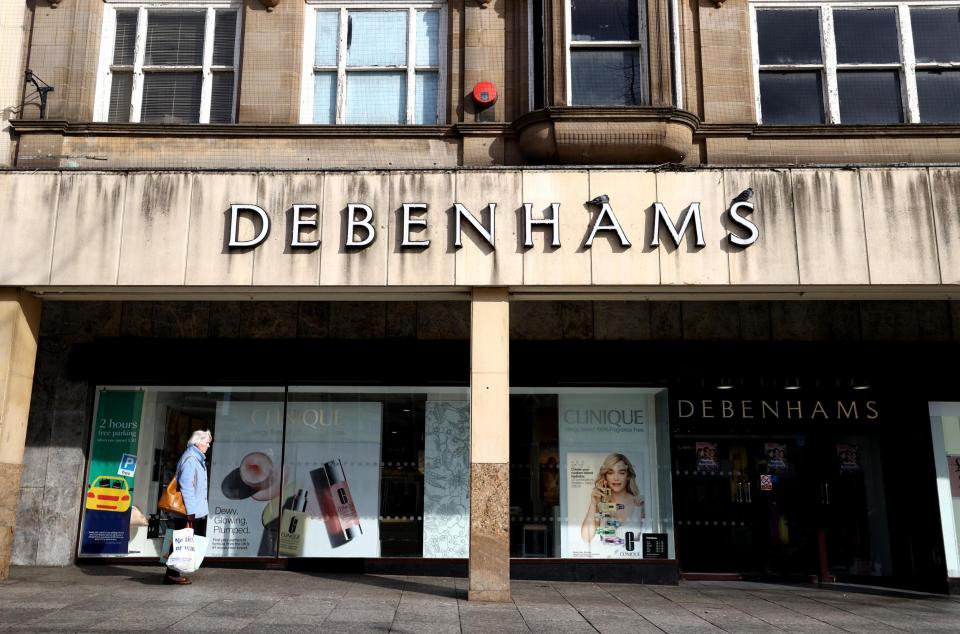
[673,434,819,578]
[815,435,893,580]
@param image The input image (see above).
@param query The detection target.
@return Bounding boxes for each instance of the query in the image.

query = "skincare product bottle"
[323,459,362,540]
[279,489,309,556]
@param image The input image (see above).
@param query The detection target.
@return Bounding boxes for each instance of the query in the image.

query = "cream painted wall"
[0,168,954,291]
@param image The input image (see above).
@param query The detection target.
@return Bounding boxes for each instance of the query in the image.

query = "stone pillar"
[0,289,41,580]
[468,287,510,602]
[0,2,28,165]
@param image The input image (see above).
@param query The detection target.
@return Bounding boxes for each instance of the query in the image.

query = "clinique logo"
[225,198,759,251]
[676,399,879,421]
[563,409,645,426]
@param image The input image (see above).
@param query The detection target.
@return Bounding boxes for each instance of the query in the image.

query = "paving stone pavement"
[2,566,959,633]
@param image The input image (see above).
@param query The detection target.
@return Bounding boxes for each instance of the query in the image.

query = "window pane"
[113,10,138,66]
[911,8,960,63]
[917,71,960,123]
[757,9,822,65]
[107,72,132,122]
[315,10,339,67]
[571,0,638,42]
[837,71,902,124]
[759,71,824,124]
[213,10,237,67]
[416,10,439,67]
[145,12,205,66]
[141,72,202,123]
[209,72,234,123]
[313,71,336,124]
[834,9,900,64]
[345,72,405,123]
[347,11,407,67]
[571,48,644,106]
[415,71,438,124]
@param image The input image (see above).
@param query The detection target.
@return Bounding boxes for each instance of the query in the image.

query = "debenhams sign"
[225,192,759,251]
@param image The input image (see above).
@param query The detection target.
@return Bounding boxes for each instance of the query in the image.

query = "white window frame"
[94,1,242,124]
[300,0,447,125]
[750,0,960,124]
[564,0,649,106]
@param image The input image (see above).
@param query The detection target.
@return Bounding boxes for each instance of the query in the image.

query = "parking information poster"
[558,393,653,559]
[80,391,143,555]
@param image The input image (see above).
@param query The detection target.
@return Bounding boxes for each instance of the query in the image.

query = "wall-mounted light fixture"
[24,69,54,120]
[782,378,802,391]
[715,377,736,391]
[850,377,871,391]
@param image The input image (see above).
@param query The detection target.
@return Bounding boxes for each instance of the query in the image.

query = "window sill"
[9,120,455,138]
[697,122,960,137]
[512,107,700,165]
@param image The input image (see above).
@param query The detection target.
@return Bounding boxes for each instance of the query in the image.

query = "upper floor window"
[753,2,960,125]
[567,0,648,106]
[300,1,445,124]
[95,2,240,124]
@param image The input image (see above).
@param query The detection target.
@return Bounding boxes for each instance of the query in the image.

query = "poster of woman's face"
[565,451,648,559]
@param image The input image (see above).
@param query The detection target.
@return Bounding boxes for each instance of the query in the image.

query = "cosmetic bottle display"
[279,489,309,556]
[310,459,362,546]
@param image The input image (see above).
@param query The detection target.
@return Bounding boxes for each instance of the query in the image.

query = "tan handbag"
[157,477,187,516]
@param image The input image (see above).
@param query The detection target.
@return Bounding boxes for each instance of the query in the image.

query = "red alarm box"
[472,81,497,108]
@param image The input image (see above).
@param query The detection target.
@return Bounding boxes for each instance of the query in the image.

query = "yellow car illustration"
[85,476,132,513]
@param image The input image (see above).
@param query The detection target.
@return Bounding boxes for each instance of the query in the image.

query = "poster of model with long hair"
[559,393,657,559]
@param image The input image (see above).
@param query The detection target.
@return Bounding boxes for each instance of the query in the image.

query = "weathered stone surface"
[386,302,417,338]
[119,302,155,337]
[388,172,456,286]
[118,173,193,285]
[320,173,390,286]
[469,462,510,601]
[298,302,331,338]
[329,302,387,339]
[51,173,125,285]
[418,302,470,339]
[738,302,772,341]
[0,174,59,285]
[521,171,592,286]
[510,302,562,340]
[241,302,298,338]
[0,463,23,531]
[588,170,659,285]
[682,302,742,340]
[184,173,260,285]
[560,301,593,339]
[724,170,799,285]
[152,302,210,338]
[454,171,523,286]
[859,169,940,284]
[594,302,651,340]
[650,302,683,340]
[929,168,960,285]
[770,302,861,341]
[655,170,730,285]
[253,173,323,286]
[793,170,869,285]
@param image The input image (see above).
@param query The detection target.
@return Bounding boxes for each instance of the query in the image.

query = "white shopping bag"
[166,527,198,574]
[159,528,173,565]
[194,535,208,569]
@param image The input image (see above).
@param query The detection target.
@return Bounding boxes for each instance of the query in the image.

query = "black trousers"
[165,516,207,578]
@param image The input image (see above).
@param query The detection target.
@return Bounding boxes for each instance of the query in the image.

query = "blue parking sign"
[118,453,137,477]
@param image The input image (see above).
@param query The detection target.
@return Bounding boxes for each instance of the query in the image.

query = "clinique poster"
[280,401,382,557]
[207,401,285,557]
[559,394,656,559]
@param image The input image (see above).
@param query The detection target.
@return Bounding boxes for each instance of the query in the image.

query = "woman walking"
[164,429,212,585]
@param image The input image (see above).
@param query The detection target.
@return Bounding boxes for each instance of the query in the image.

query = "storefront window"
[79,386,468,559]
[510,388,674,560]
[929,402,960,579]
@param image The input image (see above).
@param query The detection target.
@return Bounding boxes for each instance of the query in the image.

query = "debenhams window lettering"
[300,1,445,125]
[79,386,471,559]
[752,2,960,125]
[95,2,242,124]
[227,194,760,251]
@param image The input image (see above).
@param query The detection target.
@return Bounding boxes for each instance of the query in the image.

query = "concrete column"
[0,289,41,580]
[0,2,29,165]
[468,287,510,602]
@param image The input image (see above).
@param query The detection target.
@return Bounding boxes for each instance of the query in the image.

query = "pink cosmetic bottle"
[311,459,362,543]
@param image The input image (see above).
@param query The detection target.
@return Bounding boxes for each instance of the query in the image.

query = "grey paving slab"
[5,566,960,633]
